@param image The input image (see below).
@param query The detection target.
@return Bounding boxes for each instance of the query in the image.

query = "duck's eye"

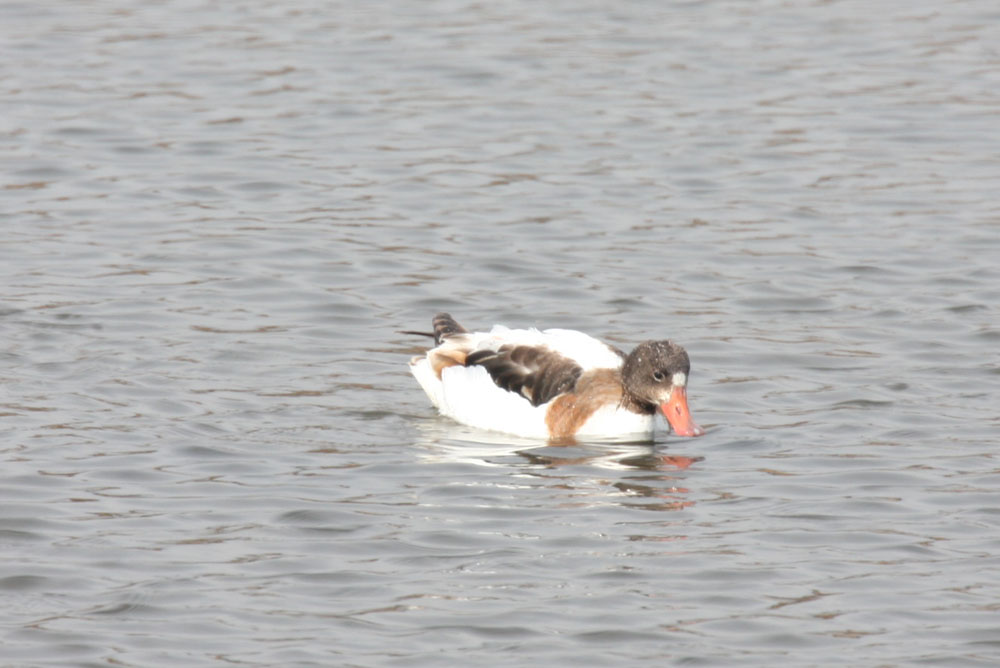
[652,370,665,382]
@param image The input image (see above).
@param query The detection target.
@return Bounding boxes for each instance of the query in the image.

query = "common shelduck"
[406,313,705,441]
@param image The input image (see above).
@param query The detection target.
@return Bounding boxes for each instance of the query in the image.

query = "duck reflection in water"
[516,444,701,511]
[414,420,701,512]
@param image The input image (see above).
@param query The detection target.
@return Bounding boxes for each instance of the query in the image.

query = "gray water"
[3,1,1000,666]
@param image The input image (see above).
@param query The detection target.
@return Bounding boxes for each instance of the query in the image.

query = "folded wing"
[465,345,583,407]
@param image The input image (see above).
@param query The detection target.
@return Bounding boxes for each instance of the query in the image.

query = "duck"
[406,313,705,441]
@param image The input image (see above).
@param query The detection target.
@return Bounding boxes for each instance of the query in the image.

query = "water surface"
[2,1,999,665]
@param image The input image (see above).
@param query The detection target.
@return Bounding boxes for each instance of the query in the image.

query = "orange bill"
[660,386,705,437]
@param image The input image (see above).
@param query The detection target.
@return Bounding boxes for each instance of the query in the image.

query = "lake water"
[3,1,999,665]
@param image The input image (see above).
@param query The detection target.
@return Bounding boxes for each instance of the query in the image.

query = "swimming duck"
[407,313,705,440]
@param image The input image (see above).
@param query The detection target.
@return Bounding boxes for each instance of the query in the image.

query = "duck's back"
[409,324,627,438]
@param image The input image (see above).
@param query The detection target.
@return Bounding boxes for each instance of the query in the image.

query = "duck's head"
[622,340,705,437]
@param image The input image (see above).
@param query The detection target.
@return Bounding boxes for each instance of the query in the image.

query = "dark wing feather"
[466,345,582,407]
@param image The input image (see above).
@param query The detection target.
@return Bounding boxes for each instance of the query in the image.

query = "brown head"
[621,340,705,437]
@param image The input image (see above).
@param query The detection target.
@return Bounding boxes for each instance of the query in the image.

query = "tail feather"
[401,312,469,346]
[431,312,468,344]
